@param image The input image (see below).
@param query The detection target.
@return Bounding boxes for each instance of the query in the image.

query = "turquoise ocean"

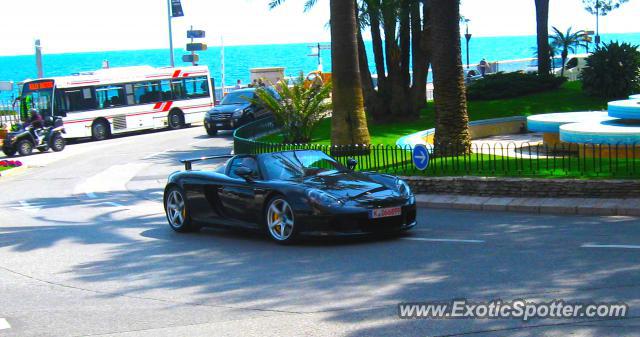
[1,32,639,99]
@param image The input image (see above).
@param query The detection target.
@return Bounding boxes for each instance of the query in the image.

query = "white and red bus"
[18,65,214,140]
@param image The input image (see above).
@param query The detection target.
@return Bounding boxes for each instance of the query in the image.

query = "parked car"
[164,150,417,244]
[204,88,278,136]
[524,55,587,79]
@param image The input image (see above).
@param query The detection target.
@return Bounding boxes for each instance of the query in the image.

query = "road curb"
[0,166,28,180]
[416,194,640,216]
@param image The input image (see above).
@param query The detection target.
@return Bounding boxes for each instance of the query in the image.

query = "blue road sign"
[413,144,430,171]
[171,0,184,17]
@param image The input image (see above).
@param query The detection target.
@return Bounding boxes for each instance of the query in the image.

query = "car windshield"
[261,150,346,180]
[221,91,253,105]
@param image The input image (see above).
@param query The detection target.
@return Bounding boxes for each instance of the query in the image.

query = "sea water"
[0,32,639,99]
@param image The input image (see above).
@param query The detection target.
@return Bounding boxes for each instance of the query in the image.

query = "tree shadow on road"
[2,185,640,336]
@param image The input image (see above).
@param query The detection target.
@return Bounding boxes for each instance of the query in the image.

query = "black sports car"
[164,150,417,243]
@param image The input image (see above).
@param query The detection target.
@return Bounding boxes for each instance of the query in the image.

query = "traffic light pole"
[167,0,175,67]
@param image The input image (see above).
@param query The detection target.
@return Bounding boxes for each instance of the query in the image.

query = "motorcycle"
[2,116,66,157]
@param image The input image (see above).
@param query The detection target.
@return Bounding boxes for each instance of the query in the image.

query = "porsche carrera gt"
[164,150,416,243]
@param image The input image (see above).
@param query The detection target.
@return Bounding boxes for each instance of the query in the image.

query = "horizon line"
[1,31,639,58]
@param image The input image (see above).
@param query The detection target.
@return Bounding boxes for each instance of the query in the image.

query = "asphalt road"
[0,126,639,337]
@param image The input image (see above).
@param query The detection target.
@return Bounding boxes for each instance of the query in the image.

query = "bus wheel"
[92,120,110,141]
[168,110,184,130]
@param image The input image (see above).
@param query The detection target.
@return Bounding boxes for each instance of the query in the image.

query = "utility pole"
[167,0,175,67]
[35,39,43,78]
[595,0,601,46]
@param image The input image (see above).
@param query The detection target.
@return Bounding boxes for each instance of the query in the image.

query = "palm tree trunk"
[430,0,471,154]
[535,0,551,75]
[410,0,430,118]
[330,0,371,146]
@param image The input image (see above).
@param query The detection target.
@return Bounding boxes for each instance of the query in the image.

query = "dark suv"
[204,88,278,136]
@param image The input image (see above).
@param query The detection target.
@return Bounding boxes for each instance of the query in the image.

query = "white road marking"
[581,244,640,250]
[0,318,11,330]
[13,201,42,214]
[74,163,149,200]
[402,237,485,244]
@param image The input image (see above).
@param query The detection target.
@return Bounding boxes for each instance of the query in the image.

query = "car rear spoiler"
[181,155,234,170]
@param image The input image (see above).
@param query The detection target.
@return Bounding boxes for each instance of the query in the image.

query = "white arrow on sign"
[415,152,427,165]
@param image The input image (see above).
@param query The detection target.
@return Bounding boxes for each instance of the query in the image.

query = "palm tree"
[430,0,471,154]
[550,27,586,77]
[269,0,370,146]
[534,0,551,76]
[330,0,370,145]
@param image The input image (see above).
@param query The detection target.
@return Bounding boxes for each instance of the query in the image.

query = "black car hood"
[209,104,249,113]
[303,171,397,199]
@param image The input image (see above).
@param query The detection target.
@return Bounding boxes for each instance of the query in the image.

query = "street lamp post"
[167,0,175,67]
[595,0,601,46]
[464,23,472,70]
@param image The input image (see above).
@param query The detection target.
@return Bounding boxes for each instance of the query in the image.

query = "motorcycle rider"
[26,109,44,145]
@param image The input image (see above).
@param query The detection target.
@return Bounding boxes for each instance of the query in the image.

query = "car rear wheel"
[17,139,33,156]
[165,186,200,233]
[265,197,297,244]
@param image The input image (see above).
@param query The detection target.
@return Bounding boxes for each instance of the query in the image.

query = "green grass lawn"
[260,81,608,145]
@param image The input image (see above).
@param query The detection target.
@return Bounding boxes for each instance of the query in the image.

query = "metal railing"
[0,100,19,127]
[233,118,640,179]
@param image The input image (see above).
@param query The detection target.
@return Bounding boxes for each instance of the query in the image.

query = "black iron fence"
[233,117,640,179]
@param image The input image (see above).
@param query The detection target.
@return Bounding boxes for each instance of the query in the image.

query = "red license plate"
[369,206,402,219]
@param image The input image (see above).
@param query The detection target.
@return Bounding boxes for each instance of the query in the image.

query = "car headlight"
[232,109,244,118]
[307,189,343,207]
[396,179,413,197]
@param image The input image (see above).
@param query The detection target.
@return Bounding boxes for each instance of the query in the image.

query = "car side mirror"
[234,166,254,180]
[347,158,358,171]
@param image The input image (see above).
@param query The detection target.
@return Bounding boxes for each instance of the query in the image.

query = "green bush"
[467,72,566,101]
[580,41,640,100]
[253,74,332,144]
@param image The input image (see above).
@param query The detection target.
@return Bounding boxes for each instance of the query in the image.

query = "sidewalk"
[416,194,640,216]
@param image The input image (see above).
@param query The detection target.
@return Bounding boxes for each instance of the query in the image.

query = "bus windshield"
[20,80,54,118]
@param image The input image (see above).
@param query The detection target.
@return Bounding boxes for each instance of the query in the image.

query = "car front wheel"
[206,125,218,136]
[265,196,298,244]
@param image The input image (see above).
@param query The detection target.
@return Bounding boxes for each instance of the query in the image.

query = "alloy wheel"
[267,199,295,241]
[166,190,186,229]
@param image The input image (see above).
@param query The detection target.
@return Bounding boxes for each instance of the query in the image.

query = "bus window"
[56,87,96,113]
[125,84,135,105]
[21,80,55,118]
[160,80,173,101]
[133,81,161,104]
[184,76,209,98]
[171,79,186,100]
[96,85,126,108]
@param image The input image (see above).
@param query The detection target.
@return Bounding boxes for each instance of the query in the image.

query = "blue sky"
[0,0,638,56]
